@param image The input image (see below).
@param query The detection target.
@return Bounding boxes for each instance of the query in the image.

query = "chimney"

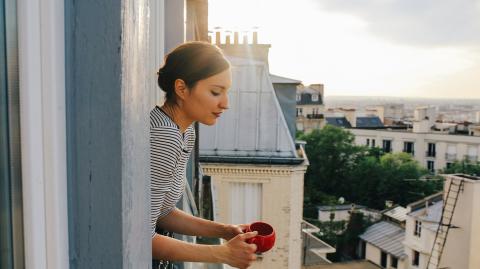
[215,31,221,45]
[234,32,239,44]
[225,32,231,45]
[253,31,258,44]
[242,32,248,44]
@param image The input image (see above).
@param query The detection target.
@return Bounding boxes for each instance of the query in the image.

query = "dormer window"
[312,94,319,102]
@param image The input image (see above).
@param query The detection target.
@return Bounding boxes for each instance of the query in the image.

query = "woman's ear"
[174,79,188,101]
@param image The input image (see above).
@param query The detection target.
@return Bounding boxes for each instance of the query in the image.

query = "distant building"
[317,204,381,223]
[382,205,408,227]
[358,203,408,269]
[403,192,443,269]
[325,117,352,128]
[349,107,480,172]
[359,221,407,269]
[405,174,480,269]
[360,174,480,269]
[371,104,405,125]
[296,84,325,133]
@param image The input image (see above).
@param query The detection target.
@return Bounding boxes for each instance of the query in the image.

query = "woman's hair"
[157,41,230,104]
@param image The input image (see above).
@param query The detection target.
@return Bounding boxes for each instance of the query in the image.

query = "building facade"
[350,128,480,172]
[199,36,310,269]
[296,84,325,133]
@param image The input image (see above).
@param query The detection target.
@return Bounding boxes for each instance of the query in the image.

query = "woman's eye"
[211,91,221,96]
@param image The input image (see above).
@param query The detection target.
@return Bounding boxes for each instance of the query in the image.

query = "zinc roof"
[199,57,298,161]
[359,221,406,258]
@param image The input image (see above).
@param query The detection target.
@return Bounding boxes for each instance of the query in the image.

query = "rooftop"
[356,116,384,128]
[409,201,442,232]
[382,206,408,222]
[303,260,381,269]
[359,221,406,258]
[317,204,366,211]
[269,73,302,84]
[326,117,352,128]
[199,56,302,164]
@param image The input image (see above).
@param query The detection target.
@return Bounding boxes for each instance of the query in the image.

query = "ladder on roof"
[426,179,464,269]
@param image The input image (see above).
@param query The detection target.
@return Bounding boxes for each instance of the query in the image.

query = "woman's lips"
[212,112,222,118]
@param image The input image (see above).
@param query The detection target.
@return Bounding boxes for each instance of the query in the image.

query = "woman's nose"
[219,94,229,110]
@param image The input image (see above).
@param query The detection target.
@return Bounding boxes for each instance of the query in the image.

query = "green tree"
[302,125,363,200]
[442,159,480,176]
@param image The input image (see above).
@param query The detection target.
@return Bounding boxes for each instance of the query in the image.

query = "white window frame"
[296,94,301,102]
[311,94,319,102]
[18,0,69,267]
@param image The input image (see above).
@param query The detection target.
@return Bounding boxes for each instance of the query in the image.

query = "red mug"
[245,222,275,253]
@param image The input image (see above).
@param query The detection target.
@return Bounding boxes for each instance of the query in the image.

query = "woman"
[151,42,257,269]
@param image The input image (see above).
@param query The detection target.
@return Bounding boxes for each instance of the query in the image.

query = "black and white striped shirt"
[150,106,195,237]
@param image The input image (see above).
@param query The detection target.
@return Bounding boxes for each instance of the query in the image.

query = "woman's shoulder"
[150,106,178,129]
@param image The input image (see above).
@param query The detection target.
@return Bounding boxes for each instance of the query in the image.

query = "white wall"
[351,129,480,172]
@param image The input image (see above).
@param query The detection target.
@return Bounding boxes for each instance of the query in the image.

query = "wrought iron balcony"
[445,153,457,161]
[306,114,324,119]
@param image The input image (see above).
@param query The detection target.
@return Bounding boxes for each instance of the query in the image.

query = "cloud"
[317,0,480,47]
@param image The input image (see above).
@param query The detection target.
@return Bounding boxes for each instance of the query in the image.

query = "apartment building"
[296,84,326,133]
[350,107,480,172]
[200,33,311,269]
[360,174,480,269]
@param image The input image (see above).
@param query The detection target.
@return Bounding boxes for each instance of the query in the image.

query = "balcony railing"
[465,155,478,163]
[445,153,457,161]
[306,114,324,119]
[425,151,436,158]
[403,150,415,156]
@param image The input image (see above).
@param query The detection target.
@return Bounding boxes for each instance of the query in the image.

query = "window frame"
[414,220,422,237]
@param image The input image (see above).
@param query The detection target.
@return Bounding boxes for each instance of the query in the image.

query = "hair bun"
[157,68,168,93]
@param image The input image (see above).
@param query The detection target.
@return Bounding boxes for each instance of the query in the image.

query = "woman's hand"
[216,231,258,269]
[222,223,249,241]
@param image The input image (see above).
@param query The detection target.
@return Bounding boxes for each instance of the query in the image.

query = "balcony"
[425,151,436,158]
[301,220,336,266]
[306,114,324,119]
[445,153,457,161]
[465,155,478,163]
[403,150,415,156]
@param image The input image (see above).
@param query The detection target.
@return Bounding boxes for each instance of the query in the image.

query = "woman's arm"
[152,231,258,269]
[157,208,245,240]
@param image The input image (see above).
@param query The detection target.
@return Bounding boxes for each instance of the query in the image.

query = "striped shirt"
[150,106,195,237]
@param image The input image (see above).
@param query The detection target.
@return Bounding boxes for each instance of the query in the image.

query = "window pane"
[230,182,262,224]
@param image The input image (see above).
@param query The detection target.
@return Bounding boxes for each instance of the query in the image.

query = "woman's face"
[183,68,232,125]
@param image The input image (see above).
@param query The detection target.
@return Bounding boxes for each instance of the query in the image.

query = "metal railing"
[445,153,457,161]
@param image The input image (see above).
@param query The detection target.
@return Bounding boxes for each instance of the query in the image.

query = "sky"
[208,0,480,99]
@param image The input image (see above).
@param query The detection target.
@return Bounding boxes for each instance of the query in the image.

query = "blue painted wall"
[65,0,151,268]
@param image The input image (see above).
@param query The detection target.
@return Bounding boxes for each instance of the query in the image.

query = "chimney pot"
[234,32,239,44]
[215,31,221,45]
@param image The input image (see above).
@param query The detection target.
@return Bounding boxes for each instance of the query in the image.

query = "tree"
[302,126,442,212]
[301,125,363,200]
[442,159,480,176]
